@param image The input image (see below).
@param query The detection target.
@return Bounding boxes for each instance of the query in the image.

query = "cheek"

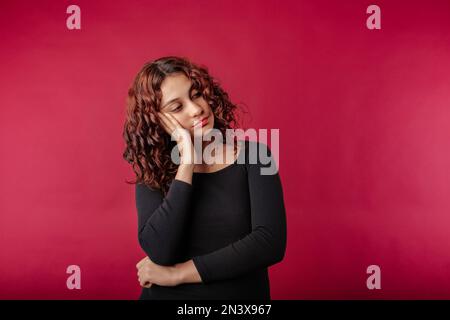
[172,114,190,129]
[204,100,213,112]
[206,104,214,121]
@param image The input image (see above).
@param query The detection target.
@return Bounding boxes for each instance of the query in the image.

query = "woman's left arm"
[179,142,287,284]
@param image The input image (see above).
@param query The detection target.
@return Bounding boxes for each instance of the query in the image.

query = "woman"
[122,56,287,300]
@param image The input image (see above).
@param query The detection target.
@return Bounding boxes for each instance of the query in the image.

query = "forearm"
[174,259,203,284]
[191,226,286,284]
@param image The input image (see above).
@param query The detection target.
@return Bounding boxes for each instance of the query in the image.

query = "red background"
[1,0,450,299]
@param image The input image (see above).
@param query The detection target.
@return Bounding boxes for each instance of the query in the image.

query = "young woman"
[123,56,287,300]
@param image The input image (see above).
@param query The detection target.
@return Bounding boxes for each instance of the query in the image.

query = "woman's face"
[159,72,214,138]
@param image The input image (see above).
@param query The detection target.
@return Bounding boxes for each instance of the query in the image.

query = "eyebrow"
[161,84,194,110]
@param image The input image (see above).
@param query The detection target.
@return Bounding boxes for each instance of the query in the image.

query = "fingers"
[165,113,183,128]
[139,274,148,287]
[159,112,185,131]
[137,266,153,288]
[136,256,149,269]
[136,257,145,269]
[139,276,152,288]
[158,112,188,142]
[136,257,154,288]
[157,112,174,134]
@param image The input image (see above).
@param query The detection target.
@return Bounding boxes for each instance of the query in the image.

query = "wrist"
[179,163,195,170]
[173,262,186,285]
[173,259,202,285]
[175,163,194,185]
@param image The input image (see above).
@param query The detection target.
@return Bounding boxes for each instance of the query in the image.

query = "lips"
[193,116,208,128]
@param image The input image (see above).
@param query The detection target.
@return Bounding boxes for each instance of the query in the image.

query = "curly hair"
[122,56,245,196]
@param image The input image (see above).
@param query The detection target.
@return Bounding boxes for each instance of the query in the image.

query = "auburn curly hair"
[122,56,245,196]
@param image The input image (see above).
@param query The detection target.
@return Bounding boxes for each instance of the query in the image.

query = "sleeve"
[192,141,287,283]
[136,179,193,266]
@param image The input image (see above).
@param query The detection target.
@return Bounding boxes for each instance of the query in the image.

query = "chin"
[192,122,214,138]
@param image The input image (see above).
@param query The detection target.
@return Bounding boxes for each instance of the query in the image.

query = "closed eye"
[172,104,182,112]
[170,91,202,112]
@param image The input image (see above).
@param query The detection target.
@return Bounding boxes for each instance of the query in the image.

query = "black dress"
[135,140,287,300]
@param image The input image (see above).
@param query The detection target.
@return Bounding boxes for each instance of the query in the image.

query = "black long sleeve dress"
[135,139,287,300]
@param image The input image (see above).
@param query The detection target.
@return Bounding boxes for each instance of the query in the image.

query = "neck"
[192,138,225,167]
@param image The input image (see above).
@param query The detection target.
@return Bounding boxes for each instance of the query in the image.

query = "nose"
[188,101,204,117]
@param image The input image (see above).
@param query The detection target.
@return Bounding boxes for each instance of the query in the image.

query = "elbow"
[268,227,287,265]
[270,240,286,265]
[256,226,286,266]
[273,244,286,264]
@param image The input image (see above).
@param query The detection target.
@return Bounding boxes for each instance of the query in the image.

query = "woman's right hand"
[157,112,199,165]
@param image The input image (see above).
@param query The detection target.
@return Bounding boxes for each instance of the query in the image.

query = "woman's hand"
[136,256,180,288]
[157,112,199,165]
